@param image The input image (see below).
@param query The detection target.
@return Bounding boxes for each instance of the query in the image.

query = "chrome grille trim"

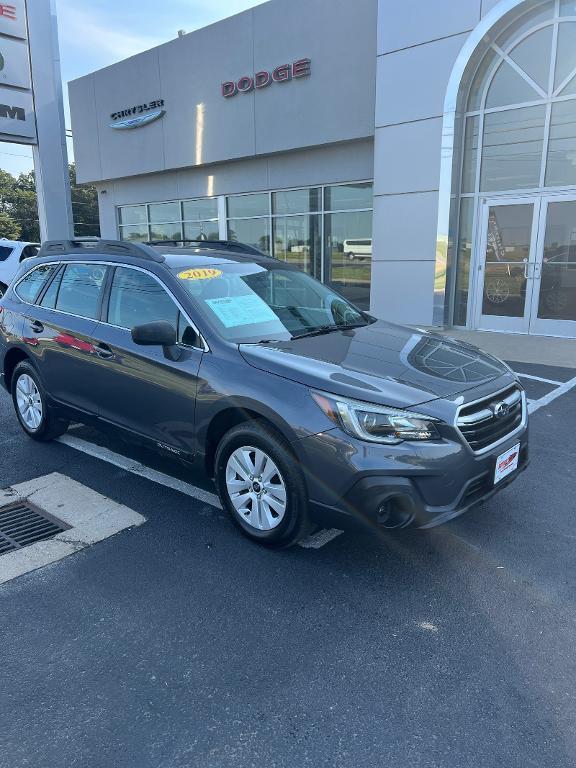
[455,384,527,455]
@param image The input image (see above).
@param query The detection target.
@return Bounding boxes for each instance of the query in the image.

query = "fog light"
[377,499,414,529]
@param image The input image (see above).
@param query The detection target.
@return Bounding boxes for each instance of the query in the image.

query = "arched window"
[454,0,576,324]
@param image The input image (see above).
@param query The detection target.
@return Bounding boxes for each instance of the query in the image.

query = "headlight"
[311,391,441,444]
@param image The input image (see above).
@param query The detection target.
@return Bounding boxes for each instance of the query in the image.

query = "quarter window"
[0,246,14,262]
[15,265,57,304]
[55,264,107,320]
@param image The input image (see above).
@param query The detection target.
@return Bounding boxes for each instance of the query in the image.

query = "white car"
[0,239,40,296]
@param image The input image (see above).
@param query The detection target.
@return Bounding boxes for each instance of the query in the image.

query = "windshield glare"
[174,262,369,343]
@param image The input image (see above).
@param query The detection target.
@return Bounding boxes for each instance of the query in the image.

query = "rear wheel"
[11,361,69,441]
[214,421,313,547]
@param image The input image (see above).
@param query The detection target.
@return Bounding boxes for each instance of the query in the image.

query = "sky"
[1,0,265,177]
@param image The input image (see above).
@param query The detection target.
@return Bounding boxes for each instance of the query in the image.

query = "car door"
[20,261,109,415]
[89,265,205,455]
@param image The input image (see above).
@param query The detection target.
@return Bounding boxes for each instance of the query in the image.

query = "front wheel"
[11,361,69,441]
[214,422,313,547]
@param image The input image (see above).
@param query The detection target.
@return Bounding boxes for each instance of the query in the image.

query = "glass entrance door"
[529,196,576,338]
[475,198,540,333]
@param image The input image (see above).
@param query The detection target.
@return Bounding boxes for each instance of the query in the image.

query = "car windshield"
[173,262,372,343]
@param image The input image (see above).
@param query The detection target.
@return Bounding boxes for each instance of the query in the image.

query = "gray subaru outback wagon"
[0,239,528,546]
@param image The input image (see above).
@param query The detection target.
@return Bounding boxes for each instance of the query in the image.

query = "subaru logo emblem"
[493,401,509,419]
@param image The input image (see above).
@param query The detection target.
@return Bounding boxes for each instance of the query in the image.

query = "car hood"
[239,321,510,408]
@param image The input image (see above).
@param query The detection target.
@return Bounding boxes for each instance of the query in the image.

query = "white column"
[27,0,73,240]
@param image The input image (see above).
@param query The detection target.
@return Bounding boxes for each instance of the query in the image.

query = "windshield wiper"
[291,323,369,340]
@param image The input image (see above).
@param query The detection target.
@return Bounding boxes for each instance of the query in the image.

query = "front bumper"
[301,426,530,532]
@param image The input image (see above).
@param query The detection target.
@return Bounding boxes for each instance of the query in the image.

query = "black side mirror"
[131,321,177,347]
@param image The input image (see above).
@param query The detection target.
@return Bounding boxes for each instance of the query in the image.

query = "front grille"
[456,385,524,453]
[0,501,68,555]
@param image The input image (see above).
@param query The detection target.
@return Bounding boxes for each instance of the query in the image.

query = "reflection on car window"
[14,265,56,304]
[55,263,107,320]
[175,262,366,343]
[108,267,179,330]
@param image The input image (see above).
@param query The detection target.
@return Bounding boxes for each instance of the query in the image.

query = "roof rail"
[38,239,165,263]
[147,239,264,256]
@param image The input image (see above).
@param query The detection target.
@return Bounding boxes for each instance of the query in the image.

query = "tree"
[68,163,100,238]
[0,163,100,242]
[0,210,21,240]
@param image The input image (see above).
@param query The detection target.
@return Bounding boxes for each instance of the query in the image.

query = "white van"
[343,238,372,260]
[0,239,40,296]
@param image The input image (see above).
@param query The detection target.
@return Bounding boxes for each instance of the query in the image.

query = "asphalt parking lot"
[1,362,576,768]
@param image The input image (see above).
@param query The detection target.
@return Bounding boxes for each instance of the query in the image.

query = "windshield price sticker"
[205,295,279,328]
[178,268,222,281]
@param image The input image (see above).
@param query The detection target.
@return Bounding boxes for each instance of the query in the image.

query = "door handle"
[93,342,114,359]
[29,320,44,334]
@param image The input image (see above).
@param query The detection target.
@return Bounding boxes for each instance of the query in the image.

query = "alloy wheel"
[225,445,287,531]
[15,374,43,431]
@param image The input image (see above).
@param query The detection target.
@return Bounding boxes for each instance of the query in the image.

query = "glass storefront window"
[485,60,540,109]
[272,215,320,276]
[148,202,181,224]
[509,26,553,92]
[545,100,576,187]
[119,224,149,242]
[325,183,373,212]
[227,193,269,219]
[454,199,475,326]
[149,222,183,241]
[119,183,373,306]
[182,198,218,221]
[480,105,546,191]
[462,116,480,193]
[560,0,576,16]
[227,218,271,254]
[325,211,372,310]
[119,206,147,226]
[272,188,320,215]
[183,221,220,241]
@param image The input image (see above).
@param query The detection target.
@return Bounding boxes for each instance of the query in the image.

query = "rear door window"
[14,265,57,303]
[39,267,64,309]
[55,263,108,320]
[0,245,14,262]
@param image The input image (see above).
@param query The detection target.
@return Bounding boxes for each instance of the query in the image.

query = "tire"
[214,421,313,547]
[347,252,355,261]
[11,361,69,442]
[0,283,7,298]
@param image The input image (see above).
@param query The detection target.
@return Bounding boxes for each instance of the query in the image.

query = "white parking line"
[527,374,576,414]
[516,372,564,386]
[57,434,342,549]
[57,434,222,508]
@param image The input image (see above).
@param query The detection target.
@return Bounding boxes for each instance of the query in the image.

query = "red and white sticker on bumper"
[494,443,520,485]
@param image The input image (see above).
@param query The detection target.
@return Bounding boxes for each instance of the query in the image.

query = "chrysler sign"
[222,58,311,97]
[109,99,165,129]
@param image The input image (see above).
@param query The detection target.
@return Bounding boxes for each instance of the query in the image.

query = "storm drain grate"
[0,501,69,555]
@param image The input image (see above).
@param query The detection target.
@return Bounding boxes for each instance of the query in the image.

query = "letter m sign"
[0,103,25,120]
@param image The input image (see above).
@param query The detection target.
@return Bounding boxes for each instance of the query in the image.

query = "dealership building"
[69,0,576,338]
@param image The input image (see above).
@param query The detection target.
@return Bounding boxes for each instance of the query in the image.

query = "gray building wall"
[370,0,508,325]
[69,0,378,185]
[95,139,374,238]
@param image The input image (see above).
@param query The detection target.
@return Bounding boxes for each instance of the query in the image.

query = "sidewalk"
[431,328,576,369]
